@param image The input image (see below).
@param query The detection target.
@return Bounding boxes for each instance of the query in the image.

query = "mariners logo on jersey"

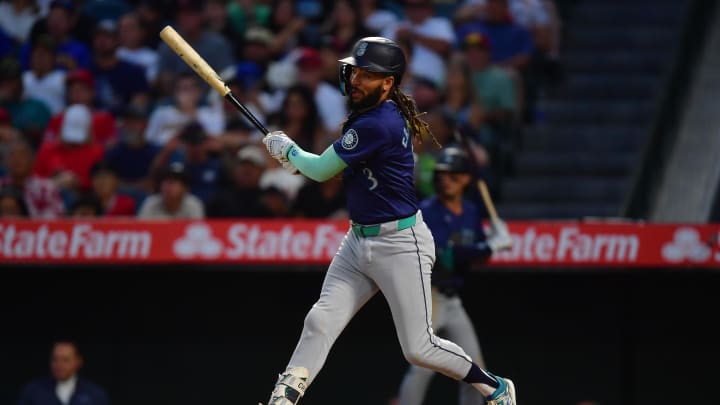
[341,129,359,150]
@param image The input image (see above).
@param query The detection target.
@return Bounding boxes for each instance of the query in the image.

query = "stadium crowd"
[0,0,563,220]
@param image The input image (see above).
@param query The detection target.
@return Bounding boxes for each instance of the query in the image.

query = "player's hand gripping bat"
[159,25,269,135]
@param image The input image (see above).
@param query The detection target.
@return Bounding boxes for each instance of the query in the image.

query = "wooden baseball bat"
[159,25,269,135]
[477,179,499,221]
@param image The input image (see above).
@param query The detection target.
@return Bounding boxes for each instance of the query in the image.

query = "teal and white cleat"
[486,374,517,405]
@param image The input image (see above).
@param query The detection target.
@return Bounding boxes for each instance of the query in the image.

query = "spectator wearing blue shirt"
[103,102,159,197]
[90,19,150,115]
[151,121,224,205]
[16,341,110,405]
[20,0,92,71]
[455,0,534,71]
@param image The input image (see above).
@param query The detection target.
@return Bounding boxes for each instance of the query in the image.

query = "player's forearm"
[287,144,347,182]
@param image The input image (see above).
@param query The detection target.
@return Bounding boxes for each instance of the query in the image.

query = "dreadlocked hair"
[390,86,441,148]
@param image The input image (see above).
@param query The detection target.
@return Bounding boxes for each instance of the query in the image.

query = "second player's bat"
[159,25,269,134]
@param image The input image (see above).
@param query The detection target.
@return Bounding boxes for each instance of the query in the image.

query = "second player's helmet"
[434,147,470,173]
[338,37,406,96]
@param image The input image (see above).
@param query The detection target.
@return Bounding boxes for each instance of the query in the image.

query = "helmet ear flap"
[339,64,352,96]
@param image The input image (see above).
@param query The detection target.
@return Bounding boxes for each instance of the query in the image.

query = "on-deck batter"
[261,37,516,405]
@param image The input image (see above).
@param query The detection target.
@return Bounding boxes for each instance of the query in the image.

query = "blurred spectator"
[152,121,224,204]
[204,0,234,43]
[43,69,117,146]
[260,155,305,204]
[320,0,371,55]
[1,140,66,218]
[295,47,346,136]
[0,57,52,147]
[33,104,105,193]
[414,108,460,199]
[261,186,290,217]
[22,35,67,115]
[90,19,150,114]
[135,0,167,49]
[442,56,482,131]
[411,76,442,112]
[0,28,13,59]
[16,341,109,405]
[227,0,271,41]
[292,176,347,219]
[137,161,205,219]
[463,32,517,145]
[116,12,159,83]
[155,0,233,96]
[382,0,455,87]
[267,0,306,56]
[207,145,270,218]
[89,160,136,216]
[22,0,92,71]
[455,0,534,71]
[267,83,327,154]
[358,0,398,36]
[144,73,225,146]
[70,192,103,217]
[0,0,42,44]
[0,187,30,218]
[103,102,159,192]
[240,26,276,72]
[292,0,328,47]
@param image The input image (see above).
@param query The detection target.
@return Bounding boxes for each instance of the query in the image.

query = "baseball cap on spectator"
[236,145,267,168]
[297,47,324,71]
[122,102,151,119]
[178,121,207,145]
[245,27,274,47]
[61,104,92,144]
[159,162,191,185]
[462,32,491,50]
[66,69,96,88]
[95,19,118,34]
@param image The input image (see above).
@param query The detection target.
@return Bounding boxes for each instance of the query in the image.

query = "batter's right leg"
[264,232,378,405]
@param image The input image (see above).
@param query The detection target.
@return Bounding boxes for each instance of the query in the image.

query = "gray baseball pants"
[398,291,487,405]
[285,211,474,387]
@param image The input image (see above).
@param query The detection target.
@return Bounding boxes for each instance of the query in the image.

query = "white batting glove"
[487,218,512,252]
[263,131,296,161]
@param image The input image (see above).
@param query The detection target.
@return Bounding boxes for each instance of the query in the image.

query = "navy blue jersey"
[333,101,417,224]
[420,196,491,291]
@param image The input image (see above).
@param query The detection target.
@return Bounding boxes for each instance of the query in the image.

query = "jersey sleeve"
[332,121,389,166]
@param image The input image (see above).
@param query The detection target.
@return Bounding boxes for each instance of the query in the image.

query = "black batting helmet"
[338,37,406,96]
[434,147,470,173]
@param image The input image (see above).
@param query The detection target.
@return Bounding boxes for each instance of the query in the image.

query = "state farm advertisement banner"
[0,220,718,267]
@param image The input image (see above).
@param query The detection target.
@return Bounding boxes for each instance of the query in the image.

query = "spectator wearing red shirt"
[33,104,104,193]
[43,69,117,146]
[0,140,66,218]
[89,160,136,216]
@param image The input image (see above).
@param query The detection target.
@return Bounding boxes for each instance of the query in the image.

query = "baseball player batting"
[261,37,517,405]
[397,146,513,405]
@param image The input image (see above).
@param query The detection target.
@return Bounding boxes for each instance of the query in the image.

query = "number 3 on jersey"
[363,168,378,190]
[402,127,410,149]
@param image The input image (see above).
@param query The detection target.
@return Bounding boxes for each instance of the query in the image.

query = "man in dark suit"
[17,341,109,405]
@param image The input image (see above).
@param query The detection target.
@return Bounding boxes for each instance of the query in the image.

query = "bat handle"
[225,92,269,135]
[478,180,499,220]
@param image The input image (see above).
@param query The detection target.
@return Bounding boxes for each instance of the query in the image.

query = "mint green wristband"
[287,145,348,182]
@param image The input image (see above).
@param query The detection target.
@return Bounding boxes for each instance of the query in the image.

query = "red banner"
[0,220,718,268]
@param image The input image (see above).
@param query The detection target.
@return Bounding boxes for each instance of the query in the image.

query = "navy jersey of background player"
[420,195,492,294]
[333,101,416,225]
